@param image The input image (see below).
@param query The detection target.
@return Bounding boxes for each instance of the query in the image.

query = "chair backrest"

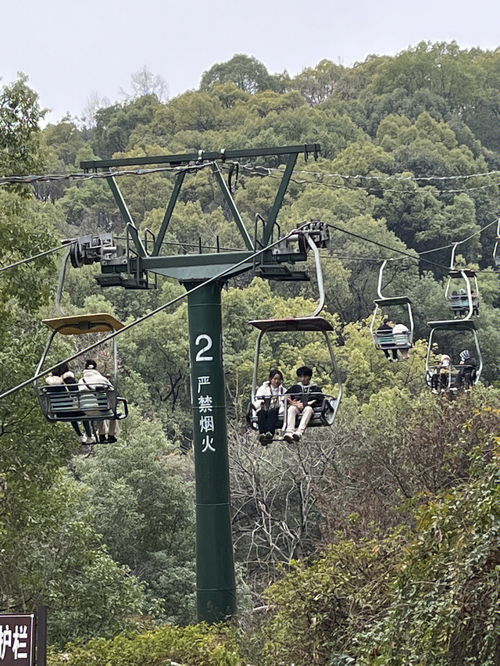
[373,331,411,349]
[39,387,117,421]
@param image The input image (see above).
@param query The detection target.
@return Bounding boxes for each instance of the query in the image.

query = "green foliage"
[357,455,499,664]
[0,75,47,176]
[263,535,402,665]
[261,397,499,664]
[200,54,276,94]
[0,43,498,656]
[48,623,241,666]
[0,474,146,648]
[93,95,161,159]
[75,412,196,623]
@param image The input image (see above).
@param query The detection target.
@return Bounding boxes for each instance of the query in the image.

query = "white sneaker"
[81,435,96,444]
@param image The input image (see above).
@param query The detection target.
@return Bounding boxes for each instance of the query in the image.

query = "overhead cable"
[1,161,498,190]
[0,241,74,274]
[418,216,499,254]
[240,164,500,182]
[0,161,215,186]
[325,223,449,270]
[0,222,310,401]
[245,169,499,195]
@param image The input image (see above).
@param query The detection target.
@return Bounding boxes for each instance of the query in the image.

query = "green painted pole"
[186,280,236,622]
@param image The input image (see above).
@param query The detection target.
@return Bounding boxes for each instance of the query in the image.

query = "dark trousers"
[383,349,398,360]
[459,369,475,389]
[70,420,93,437]
[431,373,448,390]
[257,408,279,434]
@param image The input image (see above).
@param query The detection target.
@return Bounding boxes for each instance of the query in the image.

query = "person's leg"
[464,370,473,389]
[295,406,314,437]
[392,349,398,361]
[284,405,299,439]
[401,348,410,360]
[70,421,82,437]
[257,409,267,434]
[265,408,279,437]
[106,419,118,444]
[82,421,93,438]
[94,420,107,442]
[383,350,390,359]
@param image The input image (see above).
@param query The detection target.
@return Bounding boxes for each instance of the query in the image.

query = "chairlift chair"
[370,260,414,353]
[247,230,342,440]
[35,313,129,424]
[247,317,343,437]
[425,318,482,393]
[445,243,480,318]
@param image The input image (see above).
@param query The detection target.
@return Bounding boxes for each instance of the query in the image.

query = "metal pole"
[35,606,47,666]
[186,280,236,623]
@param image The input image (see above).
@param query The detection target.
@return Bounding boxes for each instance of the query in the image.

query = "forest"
[0,42,499,665]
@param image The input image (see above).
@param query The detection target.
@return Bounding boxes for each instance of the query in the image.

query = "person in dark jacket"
[45,362,94,443]
[283,366,323,442]
[377,318,398,361]
[458,349,478,390]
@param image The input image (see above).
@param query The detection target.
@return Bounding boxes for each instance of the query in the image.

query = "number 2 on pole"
[195,334,213,362]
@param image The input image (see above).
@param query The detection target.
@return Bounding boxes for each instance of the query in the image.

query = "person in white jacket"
[392,322,411,360]
[254,369,286,445]
[79,359,118,442]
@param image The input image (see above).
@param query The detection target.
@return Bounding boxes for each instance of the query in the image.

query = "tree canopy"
[0,43,498,664]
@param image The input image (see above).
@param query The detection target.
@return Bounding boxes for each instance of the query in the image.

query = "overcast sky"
[2,0,498,124]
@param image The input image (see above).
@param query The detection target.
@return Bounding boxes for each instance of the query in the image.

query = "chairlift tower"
[80,145,322,623]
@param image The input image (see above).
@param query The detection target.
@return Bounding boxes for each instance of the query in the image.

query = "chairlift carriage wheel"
[370,260,414,355]
[35,313,129,427]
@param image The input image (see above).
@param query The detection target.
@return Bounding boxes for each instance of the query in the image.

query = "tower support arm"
[106,176,147,257]
[211,163,254,250]
[81,144,320,170]
[263,153,298,245]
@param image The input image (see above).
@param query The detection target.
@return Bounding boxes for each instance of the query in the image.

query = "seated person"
[392,322,411,360]
[471,291,479,316]
[377,318,397,361]
[46,362,94,444]
[455,289,469,318]
[458,349,478,390]
[253,369,286,445]
[431,354,452,393]
[283,366,323,442]
[79,359,118,443]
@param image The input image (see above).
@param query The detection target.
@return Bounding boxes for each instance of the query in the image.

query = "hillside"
[0,43,499,664]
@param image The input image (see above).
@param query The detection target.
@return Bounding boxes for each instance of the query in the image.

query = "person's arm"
[286,385,301,405]
[307,385,323,406]
[253,383,267,410]
[95,371,112,387]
